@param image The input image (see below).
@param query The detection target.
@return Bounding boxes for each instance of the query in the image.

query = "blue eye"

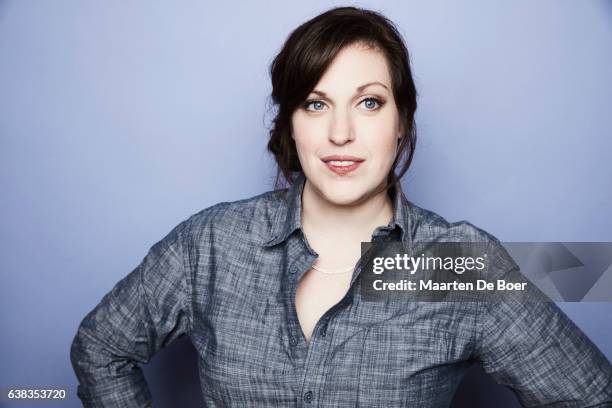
[303,97,384,112]
[304,100,327,111]
[312,101,325,110]
[361,97,383,110]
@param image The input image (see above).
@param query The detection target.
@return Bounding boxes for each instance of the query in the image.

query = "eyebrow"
[310,81,389,97]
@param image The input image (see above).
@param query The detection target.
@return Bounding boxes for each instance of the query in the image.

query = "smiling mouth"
[323,160,362,175]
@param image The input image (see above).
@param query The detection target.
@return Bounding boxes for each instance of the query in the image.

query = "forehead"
[313,43,392,93]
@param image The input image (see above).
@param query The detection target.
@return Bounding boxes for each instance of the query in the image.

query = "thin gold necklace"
[311,263,354,275]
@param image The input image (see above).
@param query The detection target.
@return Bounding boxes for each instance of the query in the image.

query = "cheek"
[292,116,323,155]
[293,133,315,157]
[358,115,399,158]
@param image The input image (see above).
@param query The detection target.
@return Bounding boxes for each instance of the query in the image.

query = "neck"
[301,179,395,240]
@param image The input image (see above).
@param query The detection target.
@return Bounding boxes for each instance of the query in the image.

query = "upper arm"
[70,216,195,406]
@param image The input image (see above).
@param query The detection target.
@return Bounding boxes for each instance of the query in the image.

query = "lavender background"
[1,1,611,406]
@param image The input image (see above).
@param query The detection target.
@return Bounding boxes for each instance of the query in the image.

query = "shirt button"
[289,336,298,346]
[303,390,313,403]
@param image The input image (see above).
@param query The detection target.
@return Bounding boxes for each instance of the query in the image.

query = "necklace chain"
[311,263,354,275]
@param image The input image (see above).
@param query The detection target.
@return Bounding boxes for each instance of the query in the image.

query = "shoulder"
[407,201,501,244]
[407,201,517,273]
[180,188,285,245]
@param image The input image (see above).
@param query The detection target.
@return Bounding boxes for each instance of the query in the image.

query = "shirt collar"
[262,172,412,247]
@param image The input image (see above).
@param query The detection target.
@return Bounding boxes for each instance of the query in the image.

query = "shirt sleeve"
[473,240,612,407]
[70,218,194,408]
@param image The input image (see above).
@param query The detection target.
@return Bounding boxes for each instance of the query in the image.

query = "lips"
[321,157,363,176]
[321,155,365,163]
[324,161,362,175]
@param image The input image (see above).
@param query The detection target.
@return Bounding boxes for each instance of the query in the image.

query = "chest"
[294,266,353,342]
[191,280,474,406]
[188,238,477,406]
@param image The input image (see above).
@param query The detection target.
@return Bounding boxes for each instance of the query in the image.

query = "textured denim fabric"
[70,172,612,407]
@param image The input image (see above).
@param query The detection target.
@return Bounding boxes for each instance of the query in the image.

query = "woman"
[70,6,612,407]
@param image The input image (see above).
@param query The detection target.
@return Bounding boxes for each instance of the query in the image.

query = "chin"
[319,181,370,206]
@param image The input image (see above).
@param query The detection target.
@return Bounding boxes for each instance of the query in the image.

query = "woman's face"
[291,42,402,206]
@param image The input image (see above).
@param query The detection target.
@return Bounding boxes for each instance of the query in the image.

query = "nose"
[328,108,355,145]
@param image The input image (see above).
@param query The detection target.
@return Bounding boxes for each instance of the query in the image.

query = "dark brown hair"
[266,6,418,191]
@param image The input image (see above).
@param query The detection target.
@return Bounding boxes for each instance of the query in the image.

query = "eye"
[303,100,327,112]
[302,97,385,112]
[359,97,384,111]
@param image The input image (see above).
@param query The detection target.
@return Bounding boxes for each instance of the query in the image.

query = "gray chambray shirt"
[70,172,612,407]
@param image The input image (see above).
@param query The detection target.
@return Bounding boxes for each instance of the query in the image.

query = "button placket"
[287,254,315,349]
[319,316,330,338]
